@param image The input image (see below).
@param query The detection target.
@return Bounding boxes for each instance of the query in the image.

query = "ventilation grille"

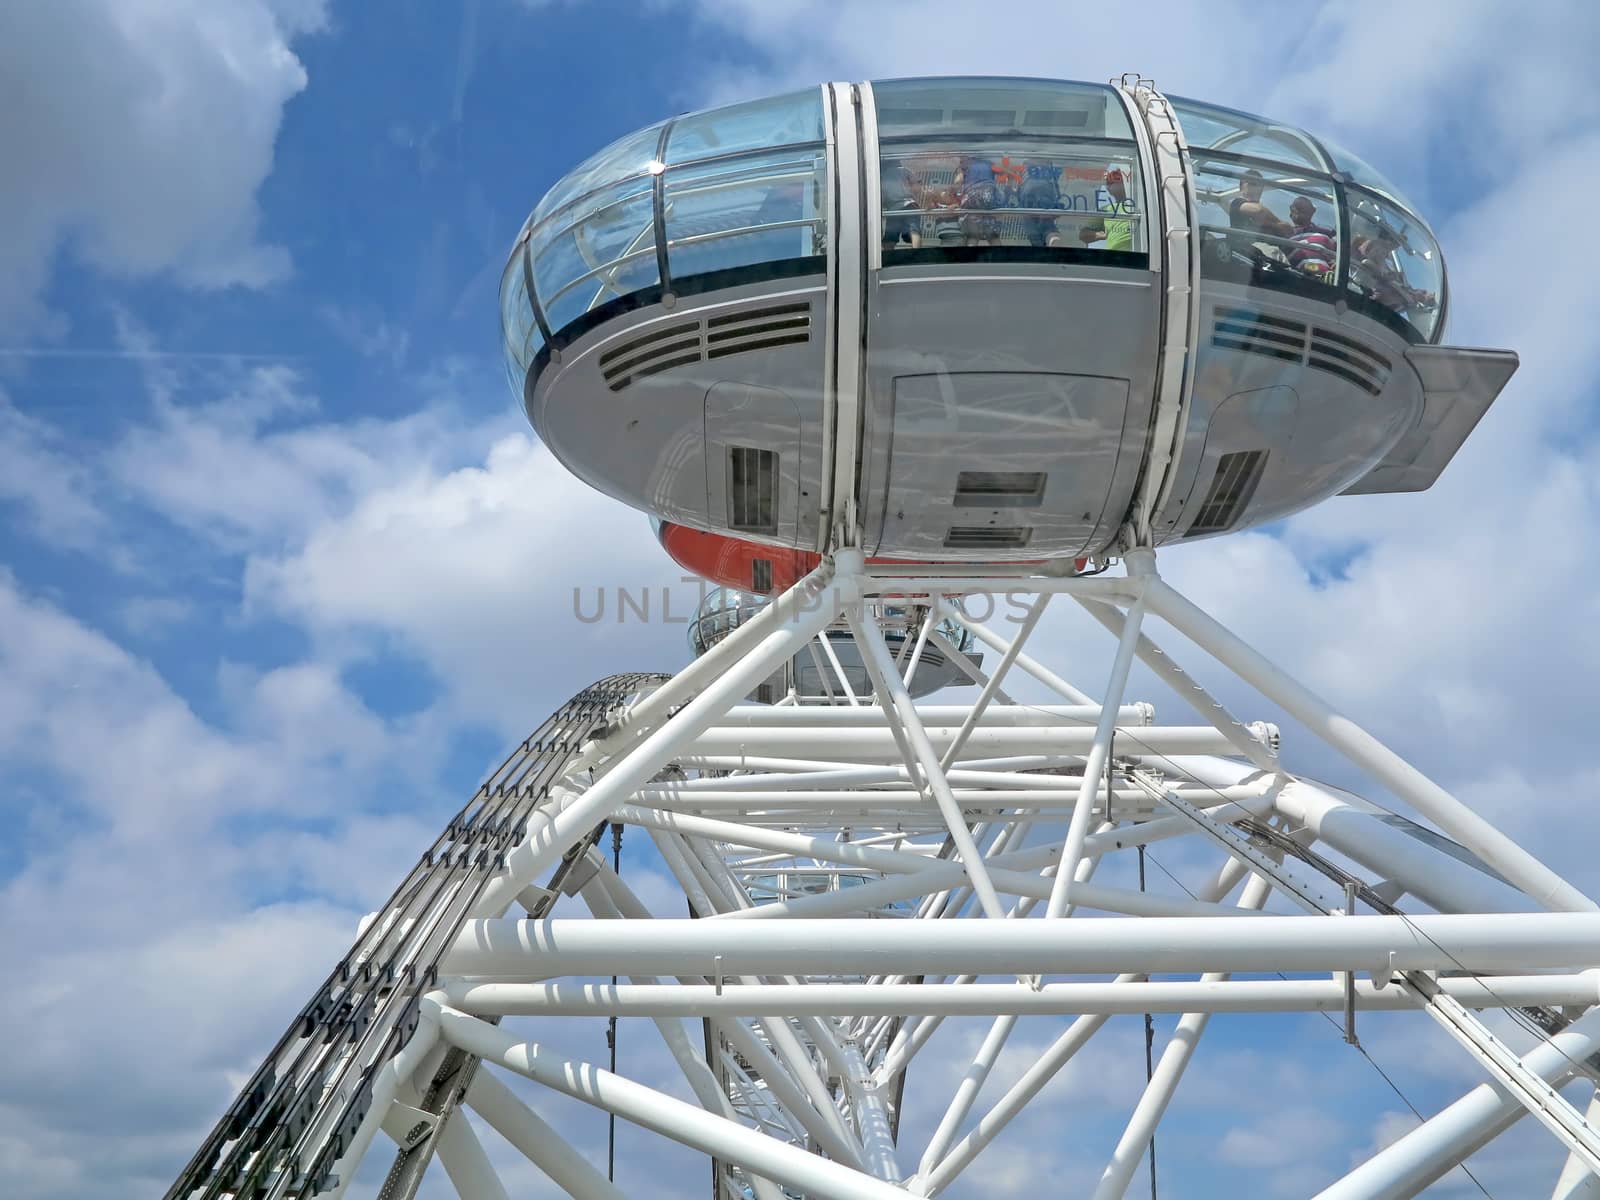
[728,447,779,534]
[599,321,699,391]
[751,558,773,594]
[1187,450,1268,536]
[1210,308,1392,396]
[599,302,813,391]
[944,526,1033,549]
[1211,308,1306,363]
[954,470,1047,508]
[706,302,812,360]
[1309,326,1391,396]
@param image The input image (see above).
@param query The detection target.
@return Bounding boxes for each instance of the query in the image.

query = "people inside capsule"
[1229,168,1293,239]
[1078,166,1136,251]
[881,159,923,252]
[1017,160,1063,247]
[955,155,1002,244]
[1353,226,1436,316]
[1287,195,1337,282]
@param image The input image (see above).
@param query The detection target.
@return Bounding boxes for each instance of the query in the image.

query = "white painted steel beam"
[440,975,1600,1019]
[471,562,859,918]
[708,703,1149,727]
[685,724,1253,760]
[1047,562,1150,916]
[433,1100,511,1200]
[467,1071,627,1200]
[1143,575,1596,913]
[432,1001,907,1200]
[849,609,1007,921]
[443,914,1600,978]
[1314,1008,1600,1199]
[1093,874,1273,1200]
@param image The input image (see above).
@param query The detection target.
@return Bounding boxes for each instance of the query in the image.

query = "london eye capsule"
[502,78,1516,564]
[688,586,981,703]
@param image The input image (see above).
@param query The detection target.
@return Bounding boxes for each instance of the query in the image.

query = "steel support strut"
[167,543,1600,1200]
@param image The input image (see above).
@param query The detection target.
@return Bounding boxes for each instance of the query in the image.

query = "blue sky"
[4,1,1600,1197]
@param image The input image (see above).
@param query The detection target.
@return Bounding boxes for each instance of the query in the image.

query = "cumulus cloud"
[0,570,428,1200]
[0,0,327,334]
[7,3,1600,1197]
[244,431,691,734]
[0,391,108,550]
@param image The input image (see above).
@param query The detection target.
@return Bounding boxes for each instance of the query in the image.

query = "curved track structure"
[167,75,1600,1199]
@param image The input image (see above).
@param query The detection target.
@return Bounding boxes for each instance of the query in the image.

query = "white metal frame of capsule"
[510,77,1518,567]
[284,547,1600,1200]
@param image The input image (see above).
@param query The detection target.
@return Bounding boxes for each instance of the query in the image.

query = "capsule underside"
[504,79,1516,562]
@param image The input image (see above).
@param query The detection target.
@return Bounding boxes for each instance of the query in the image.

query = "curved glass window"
[689,587,767,656]
[666,89,824,163]
[874,78,1133,139]
[531,122,664,227]
[1191,154,1342,291]
[530,178,659,335]
[664,146,828,279]
[879,145,1145,255]
[874,78,1145,259]
[1173,94,1445,343]
[499,248,541,397]
[1345,189,1444,341]
[506,92,831,378]
[1168,96,1329,170]
[1317,134,1421,214]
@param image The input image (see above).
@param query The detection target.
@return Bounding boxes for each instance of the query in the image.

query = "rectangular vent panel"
[599,303,813,391]
[1211,309,1393,398]
[1310,327,1391,396]
[751,558,773,594]
[706,302,812,361]
[943,526,1033,549]
[1187,450,1268,536]
[1211,308,1307,365]
[600,321,701,391]
[953,470,1047,508]
[728,446,779,535]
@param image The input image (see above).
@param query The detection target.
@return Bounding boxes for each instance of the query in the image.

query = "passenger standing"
[956,155,1001,245]
[1017,162,1062,248]
[1079,166,1137,252]
[881,160,923,252]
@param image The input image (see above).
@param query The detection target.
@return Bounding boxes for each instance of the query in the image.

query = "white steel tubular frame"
[176,543,1600,1200]
[166,80,1600,1200]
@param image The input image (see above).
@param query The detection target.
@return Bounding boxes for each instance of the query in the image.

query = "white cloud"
[0,569,428,1200]
[118,594,197,636]
[0,391,109,551]
[318,303,413,368]
[7,4,1600,1197]
[108,361,496,552]
[244,431,691,734]
[0,0,327,334]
